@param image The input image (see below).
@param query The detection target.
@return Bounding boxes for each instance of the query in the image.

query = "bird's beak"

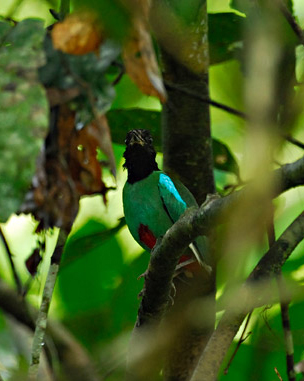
[129,136,145,146]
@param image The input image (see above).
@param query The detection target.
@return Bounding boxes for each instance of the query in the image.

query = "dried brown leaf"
[90,114,116,177]
[21,106,112,230]
[123,7,166,102]
[51,12,103,55]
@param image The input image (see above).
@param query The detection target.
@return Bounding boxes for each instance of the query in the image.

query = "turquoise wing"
[158,173,209,265]
[158,173,188,222]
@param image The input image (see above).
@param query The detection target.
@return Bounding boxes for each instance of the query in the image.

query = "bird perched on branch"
[122,129,210,277]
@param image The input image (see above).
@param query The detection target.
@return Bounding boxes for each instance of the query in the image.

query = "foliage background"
[1,0,304,380]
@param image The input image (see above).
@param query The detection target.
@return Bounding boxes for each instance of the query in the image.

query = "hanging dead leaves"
[21,4,166,232]
[21,105,113,231]
[123,12,167,102]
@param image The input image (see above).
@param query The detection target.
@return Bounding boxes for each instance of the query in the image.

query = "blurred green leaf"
[0,19,12,41]
[209,13,244,65]
[107,108,161,148]
[58,219,124,314]
[61,218,125,269]
[108,108,239,175]
[72,0,131,42]
[212,138,239,177]
[0,19,48,222]
[164,0,203,25]
[229,0,253,14]
[230,0,293,15]
[62,250,149,347]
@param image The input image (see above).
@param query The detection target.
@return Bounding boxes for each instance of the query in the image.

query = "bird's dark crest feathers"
[123,129,159,184]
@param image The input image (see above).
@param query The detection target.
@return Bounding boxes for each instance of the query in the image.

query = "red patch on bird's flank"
[138,224,157,249]
[179,254,201,273]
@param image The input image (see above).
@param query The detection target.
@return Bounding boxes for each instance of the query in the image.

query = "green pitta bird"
[122,129,210,276]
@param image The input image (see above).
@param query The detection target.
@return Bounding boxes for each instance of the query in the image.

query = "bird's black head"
[123,129,159,184]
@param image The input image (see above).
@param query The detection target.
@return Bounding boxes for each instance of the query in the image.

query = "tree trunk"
[160,1,216,380]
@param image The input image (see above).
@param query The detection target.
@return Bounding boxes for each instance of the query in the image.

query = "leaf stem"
[59,0,70,20]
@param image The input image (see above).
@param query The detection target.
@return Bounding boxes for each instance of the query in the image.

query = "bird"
[122,129,210,277]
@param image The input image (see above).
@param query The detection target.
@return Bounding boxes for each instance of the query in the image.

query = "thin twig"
[268,204,296,381]
[284,134,304,150]
[111,62,126,86]
[277,0,304,46]
[28,230,68,381]
[223,312,252,374]
[0,226,22,295]
[277,276,296,381]
[166,79,304,152]
[275,367,284,381]
[164,81,247,119]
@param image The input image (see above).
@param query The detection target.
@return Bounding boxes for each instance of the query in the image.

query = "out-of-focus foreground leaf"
[51,12,103,55]
[0,19,48,222]
[108,108,239,176]
[72,0,131,42]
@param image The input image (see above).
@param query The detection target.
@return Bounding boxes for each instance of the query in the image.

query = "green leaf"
[0,20,12,42]
[107,108,240,176]
[0,19,48,222]
[107,108,162,149]
[229,0,252,14]
[209,13,244,65]
[73,0,131,42]
[58,220,124,315]
[212,138,239,177]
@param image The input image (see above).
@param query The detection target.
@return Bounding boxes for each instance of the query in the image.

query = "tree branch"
[164,81,247,120]
[126,154,304,379]
[277,0,304,46]
[190,209,304,381]
[28,230,68,381]
[134,154,304,326]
